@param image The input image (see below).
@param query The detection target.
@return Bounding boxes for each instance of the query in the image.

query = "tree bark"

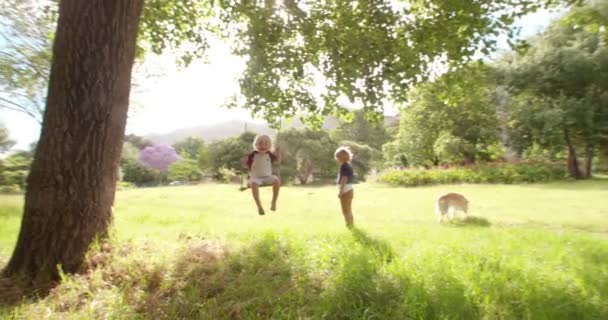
[3,0,144,282]
[582,143,594,179]
[564,129,582,179]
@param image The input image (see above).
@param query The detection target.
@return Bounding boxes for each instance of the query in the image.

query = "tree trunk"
[564,129,582,179]
[582,144,594,179]
[3,0,144,282]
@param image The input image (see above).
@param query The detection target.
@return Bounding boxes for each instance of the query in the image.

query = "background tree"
[172,136,206,160]
[331,109,392,168]
[139,144,180,183]
[168,159,203,183]
[501,2,608,178]
[0,0,158,122]
[387,64,500,166]
[0,0,55,122]
[0,124,16,153]
[124,133,152,150]
[382,140,409,168]
[120,141,140,164]
[277,129,336,184]
[120,159,157,186]
[0,151,32,190]
[172,136,212,172]
[120,141,156,186]
[208,131,257,179]
[331,110,391,151]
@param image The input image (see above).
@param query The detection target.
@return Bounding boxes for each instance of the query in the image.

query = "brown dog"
[435,193,468,223]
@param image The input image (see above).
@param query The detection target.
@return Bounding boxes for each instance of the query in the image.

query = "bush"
[379,162,566,187]
[0,184,22,194]
[117,181,135,190]
[0,170,28,189]
[217,166,239,184]
[168,159,202,182]
[122,159,157,186]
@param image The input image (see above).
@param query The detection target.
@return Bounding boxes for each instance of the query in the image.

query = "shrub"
[379,162,566,187]
[0,184,22,194]
[218,166,239,184]
[168,159,203,183]
[122,159,157,186]
[117,181,135,190]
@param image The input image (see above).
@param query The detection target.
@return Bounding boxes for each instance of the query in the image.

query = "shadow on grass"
[133,230,478,319]
[350,227,395,262]
[449,216,492,227]
[134,233,321,319]
[3,230,608,319]
[319,228,478,320]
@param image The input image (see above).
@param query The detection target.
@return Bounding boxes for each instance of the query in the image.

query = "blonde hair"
[253,134,272,151]
[334,146,353,161]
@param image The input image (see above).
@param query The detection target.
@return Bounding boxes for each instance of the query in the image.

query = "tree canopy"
[387,64,500,166]
[499,0,608,177]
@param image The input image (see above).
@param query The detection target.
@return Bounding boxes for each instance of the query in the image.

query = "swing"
[238,122,283,192]
[238,174,274,191]
[238,148,282,191]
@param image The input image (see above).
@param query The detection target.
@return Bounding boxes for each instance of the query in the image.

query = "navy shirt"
[337,163,354,184]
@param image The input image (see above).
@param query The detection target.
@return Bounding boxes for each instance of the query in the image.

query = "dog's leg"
[448,207,455,221]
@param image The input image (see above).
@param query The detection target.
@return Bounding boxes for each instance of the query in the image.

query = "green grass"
[1,180,608,319]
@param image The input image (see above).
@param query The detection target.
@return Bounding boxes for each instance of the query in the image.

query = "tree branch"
[0,97,42,124]
[0,33,50,82]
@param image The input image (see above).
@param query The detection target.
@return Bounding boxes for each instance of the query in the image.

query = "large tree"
[330,109,391,150]
[208,131,257,177]
[387,64,500,166]
[501,1,608,178]
[2,0,579,284]
[3,0,145,282]
[276,128,337,184]
[173,136,206,160]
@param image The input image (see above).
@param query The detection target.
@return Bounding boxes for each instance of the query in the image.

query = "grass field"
[1,180,608,319]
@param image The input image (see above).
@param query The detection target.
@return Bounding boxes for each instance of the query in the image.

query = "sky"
[0,8,564,151]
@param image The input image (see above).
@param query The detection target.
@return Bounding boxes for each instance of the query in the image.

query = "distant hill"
[146,115,397,145]
[146,120,274,145]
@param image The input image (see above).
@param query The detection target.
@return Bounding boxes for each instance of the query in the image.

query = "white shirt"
[250,152,273,178]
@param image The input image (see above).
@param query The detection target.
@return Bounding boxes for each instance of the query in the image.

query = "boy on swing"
[245,134,281,215]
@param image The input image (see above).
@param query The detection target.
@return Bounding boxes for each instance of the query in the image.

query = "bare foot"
[270,203,277,211]
[258,207,265,215]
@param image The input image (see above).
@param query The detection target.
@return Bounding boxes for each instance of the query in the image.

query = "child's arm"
[338,176,348,198]
[243,151,255,172]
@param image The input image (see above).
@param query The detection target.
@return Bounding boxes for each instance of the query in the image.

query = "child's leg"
[340,190,354,228]
[251,183,265,215]
[270,176,280,211]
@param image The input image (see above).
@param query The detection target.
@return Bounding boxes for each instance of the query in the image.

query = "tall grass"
[1,180,608,319]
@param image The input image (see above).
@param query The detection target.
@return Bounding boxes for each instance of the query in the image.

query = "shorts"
[249,175,279,186]
[339,184,354,194]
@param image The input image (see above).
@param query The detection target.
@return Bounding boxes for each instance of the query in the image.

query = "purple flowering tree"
[139,144,180,183]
